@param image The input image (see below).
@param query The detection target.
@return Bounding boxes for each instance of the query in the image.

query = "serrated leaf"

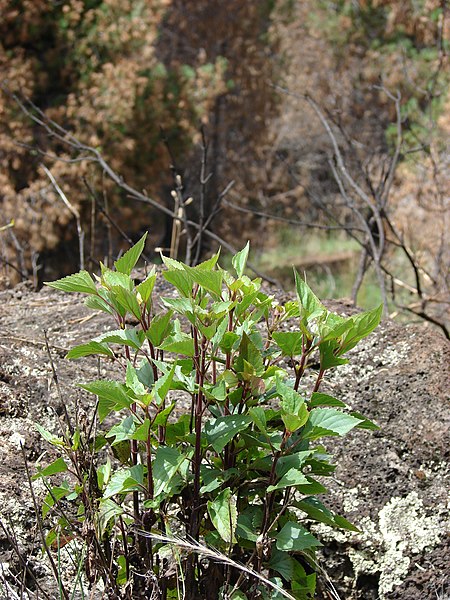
[197,250,221,271]
[102,270,133,291]
[66,341,114,360]
[84,294,114,314]
[183,265,223,297]
[35,423,65,447]
[97,498,123,538]
[96,328,144,350]
[136,270,156,305]
[104,464,144,498]
[350,411,379,430]
[114,232,148,275]
[42,484,71,518]
[205,415,252,453]
[294,269,325,318]
[160,254,185,270]
[235,332,264,376]
[309,393,346,408]
[338,304,383,355]
[153,402,175,427]
[249,407,267,434]
[207,488,237,544]
[159,333,195,357]
[276,451,312,477]
[126,362,146,395]
[267,549,295,582]
[80,380,133,422]
[33,457,68,479]
[45,270,97,295]
[276,522,322,551]
[306,408,363,438]
[272,331,304,357]
[146,311,173,346]
[153,446,187,498]
[267,467,310,492]
[163,269,193,298]
[232,241,250,278]
[152,364,176,405]
[112,286,141,319]
[319,340,349,370]
[296,497,359,532]
[106,415,136,445]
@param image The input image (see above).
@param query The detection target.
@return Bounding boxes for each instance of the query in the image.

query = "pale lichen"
[348,491,447,598]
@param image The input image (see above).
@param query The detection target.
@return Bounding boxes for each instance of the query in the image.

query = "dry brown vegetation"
[0,0,448,334]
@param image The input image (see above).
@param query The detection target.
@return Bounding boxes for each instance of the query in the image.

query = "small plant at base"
[36,234,382,599]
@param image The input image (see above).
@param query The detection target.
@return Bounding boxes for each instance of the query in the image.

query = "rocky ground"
[0,282,449,599]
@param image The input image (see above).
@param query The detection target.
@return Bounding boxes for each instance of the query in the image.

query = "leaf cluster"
[37,237,381,599]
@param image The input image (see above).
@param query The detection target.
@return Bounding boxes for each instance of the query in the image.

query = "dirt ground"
[0,282,449,599]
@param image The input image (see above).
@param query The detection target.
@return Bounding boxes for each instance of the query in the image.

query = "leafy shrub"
[36,235,382,599]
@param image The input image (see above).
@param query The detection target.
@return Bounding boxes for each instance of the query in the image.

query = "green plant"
[36,234,382,599]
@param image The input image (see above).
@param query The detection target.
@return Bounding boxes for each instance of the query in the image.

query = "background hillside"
[0,0,448,335]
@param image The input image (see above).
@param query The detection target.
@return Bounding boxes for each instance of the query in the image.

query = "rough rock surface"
[0,285,448,599]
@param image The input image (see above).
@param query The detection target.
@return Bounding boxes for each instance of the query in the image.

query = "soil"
[0,283,449,599]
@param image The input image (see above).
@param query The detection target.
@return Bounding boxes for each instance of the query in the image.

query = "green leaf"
[126,362,146,395]
[153,446,188,498]
[350,411,379,431]
[152,364,176,405]
[319,340,349,370]
[309,393,346,408]
[200,468,223,494]
[153,403,176,427]
[116,555,127,586]
[159,333,195,357]
[160,254,185,270]
[114,232,148,275]
[97,498,123,538]
[132,419,150,441]
[267,549,295,582]
[80,380,133,422]
[84,294,114,314]
[112,286,141,319]
[236,507,263,542]
[106,415,136,445]
[205,415,252,453]
[306,408,363,438]
[296,497,359,532]
[45,270,97,295]
[272,331,304,357]
[267,467,310,492]
[278,378,309,432]
[276,522,322,552]
[102,269,133,291]
[163,269,193,297]
[42,484,71,518]
[136,270,156,305]
[96,328,143,350]
[104,464,144,498]
[66,341,115,360]
[276,451,312,477]
[33,457,68,479]
[235,332,264,376]
[146,311,173,346]
[338,304,383,355]
[183,265,223,297]
[232,241,250,277]
[197,250,221,271]
[294,270,325,318]
[249,407,267,434]
[207,488,237,544]
[34,423,65,447]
